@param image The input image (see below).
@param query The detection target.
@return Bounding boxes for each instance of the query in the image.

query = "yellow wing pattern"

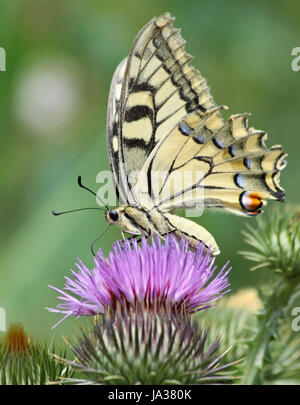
[135,107,286,215]
[106,12,286,223]
[107,13,218,204]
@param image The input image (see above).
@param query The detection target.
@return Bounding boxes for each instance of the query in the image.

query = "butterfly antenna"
[52,207,105,216]
[77,176,109,211]
[91,224,111,256]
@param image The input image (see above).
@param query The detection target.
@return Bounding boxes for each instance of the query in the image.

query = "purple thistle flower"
[47,236,231,327]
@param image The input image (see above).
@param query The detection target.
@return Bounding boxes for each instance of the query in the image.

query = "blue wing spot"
[244,158,251,169]
[213,137,224,149]
[193,134,204,144]
[229,145,236,157]
[179,123,192,136]
[234,173,246,188]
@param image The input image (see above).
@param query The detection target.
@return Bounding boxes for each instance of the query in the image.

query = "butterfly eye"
[109,210,119,221]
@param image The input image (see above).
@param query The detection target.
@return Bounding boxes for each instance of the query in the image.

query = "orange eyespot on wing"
[240,191,264,215]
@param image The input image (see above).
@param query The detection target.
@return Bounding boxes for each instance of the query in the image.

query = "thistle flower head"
[0,323,73,384]
[238,205,300,384]
[60,307,234,385]
[3,323,29,355]
[240,205,300,278]
[48,236,231,326]
[223,288,263,313]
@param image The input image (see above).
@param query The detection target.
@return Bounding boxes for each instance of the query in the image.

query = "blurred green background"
[0,0,299,341]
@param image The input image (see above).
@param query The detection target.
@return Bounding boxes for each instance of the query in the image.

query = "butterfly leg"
[119,230,179,250]
[120,231,141,248]
[125,232,170,247]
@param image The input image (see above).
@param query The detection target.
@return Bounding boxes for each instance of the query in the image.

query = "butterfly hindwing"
[134,107,286,215]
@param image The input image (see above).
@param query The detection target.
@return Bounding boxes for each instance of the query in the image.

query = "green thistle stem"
[241,303,275,384]
[241,276,299,385]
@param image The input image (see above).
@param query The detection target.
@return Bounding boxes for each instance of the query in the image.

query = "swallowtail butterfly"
[105,13,286,255]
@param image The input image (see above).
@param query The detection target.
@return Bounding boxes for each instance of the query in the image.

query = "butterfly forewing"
[108,13,218,201]
[107,58,128,204]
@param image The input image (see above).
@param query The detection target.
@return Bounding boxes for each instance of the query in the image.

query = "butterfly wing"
[106,13,286,254]
[107,13,217,205]
[106,58,128,203]
[163,213,220,255]
[134,107,286,215]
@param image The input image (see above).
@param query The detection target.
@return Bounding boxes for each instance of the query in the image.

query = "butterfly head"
[106,207,129,228]
[105,206,143,236]
[106,208,120,223]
